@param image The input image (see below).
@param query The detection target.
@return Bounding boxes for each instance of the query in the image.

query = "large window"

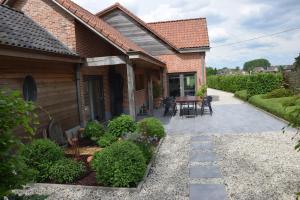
[184,74,196,96]
[168,73,196,97]
[23,75,37,101]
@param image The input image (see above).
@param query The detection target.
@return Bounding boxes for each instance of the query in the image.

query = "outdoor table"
[175,96,202,117]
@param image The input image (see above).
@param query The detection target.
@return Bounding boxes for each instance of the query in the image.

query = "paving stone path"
[189,136,228,200]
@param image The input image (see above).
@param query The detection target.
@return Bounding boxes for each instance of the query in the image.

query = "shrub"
[196,84,207,97]
[207,73,283,97]
[134,142,153,164]
[49,159,85,184]
[83,121,105,141]
[0,89,38,197]
[97,133,118,148]
[137,117,165,139]
[234,90,248,101]
[263,88,293,99]
[107,115,137,137]
[92,141,146,187]
[21,139,64,182]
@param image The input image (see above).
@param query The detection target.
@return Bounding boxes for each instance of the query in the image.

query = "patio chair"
[200,96,213,116]
[163,97,177,116]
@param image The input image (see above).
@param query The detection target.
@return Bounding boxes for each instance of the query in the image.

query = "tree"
[206,67,217,76]
[0,89,39,197]
[294,53,300,71]
[243,58,271,72]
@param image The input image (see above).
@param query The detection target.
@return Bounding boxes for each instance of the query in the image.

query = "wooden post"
[180,74,184,97]
[126,60,136,119]
[148,75,153,115]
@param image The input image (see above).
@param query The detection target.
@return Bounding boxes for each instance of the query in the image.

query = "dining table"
[175,96,202,117]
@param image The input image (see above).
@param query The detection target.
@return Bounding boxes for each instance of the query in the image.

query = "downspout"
[75,64,84,127]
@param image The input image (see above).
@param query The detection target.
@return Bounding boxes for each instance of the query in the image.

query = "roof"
[0,5,77,56]
[53,0,144,53]
[148,18,210,49]
[96,3,179,51]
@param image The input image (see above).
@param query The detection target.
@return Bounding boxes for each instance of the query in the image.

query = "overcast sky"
[73,0,300,69]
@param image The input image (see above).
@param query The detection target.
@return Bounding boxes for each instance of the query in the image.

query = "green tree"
[243,58,271,72]
[294,53,300,71]
[206,67,217,76]
[0,89,39,197]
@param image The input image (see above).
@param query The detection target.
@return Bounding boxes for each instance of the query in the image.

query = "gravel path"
[214,133,300,200]
[17,135,190,200]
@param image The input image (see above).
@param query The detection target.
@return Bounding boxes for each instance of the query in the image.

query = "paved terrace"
[19,89,300,200]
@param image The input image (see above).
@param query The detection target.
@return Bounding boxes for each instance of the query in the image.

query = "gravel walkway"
[17,135,190,200]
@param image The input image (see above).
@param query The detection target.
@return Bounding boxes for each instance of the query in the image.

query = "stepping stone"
[190,165,222,178]
[191,142,213,151]
[190,184,228,200]
[191,136,211,142]
[190,151,217,162]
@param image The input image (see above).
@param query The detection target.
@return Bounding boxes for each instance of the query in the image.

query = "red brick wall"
[159,52,206,88]
[13,0,76,51]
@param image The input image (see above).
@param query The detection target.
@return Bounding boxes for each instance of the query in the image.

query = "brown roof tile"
[148,18,210,49]
[54,0,144,53]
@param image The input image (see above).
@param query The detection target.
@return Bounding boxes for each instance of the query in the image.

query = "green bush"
[207,73,283,96]
[107,115,137,137]
[21,139,64,182]
[0,89,39,197]
[97,133,118,148]
[234,90,248,101]
[83,121,105,141]
[263,88,293,99]
[196,84,207,97]
[92,141,146,187]
[49,159,85,184]
[137,117,165,139]
[134,142,154,164]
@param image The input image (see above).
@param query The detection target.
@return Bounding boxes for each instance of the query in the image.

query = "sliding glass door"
[168,73,196,97]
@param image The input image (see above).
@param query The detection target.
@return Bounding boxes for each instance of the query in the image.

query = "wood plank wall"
[0,56,80,136]
[102,10,174,56]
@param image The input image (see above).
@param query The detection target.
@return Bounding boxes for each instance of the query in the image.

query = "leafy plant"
[0,89,39,197]
[21,139,64,182]
[107,115,137,137]
[83,121,105,141]
[134,141,154,164]
[196,84,207,97]
[263,88,293,99]
[49,158,85,184]
[234,90,248,101]
[153,82,162,99]
[97,132,118,148]
[91,141,146,187]
[137,117,165,144]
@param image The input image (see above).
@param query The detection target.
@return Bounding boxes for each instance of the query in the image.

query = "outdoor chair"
[200,96,213,116]
[163,97,177,116]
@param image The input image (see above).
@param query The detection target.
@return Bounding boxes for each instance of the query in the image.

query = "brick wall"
[159,52,206,88]
[13,0,76,51]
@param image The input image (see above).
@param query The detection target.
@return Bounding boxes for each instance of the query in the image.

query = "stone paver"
[190,165,222,179]
[190,151,217,162]
[191,142,213,151]
[190,184,228,200]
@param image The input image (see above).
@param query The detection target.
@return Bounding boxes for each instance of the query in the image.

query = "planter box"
[27,138,165,192]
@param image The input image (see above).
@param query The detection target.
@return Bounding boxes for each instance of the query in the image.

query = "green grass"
[234,90,248,101]
[248,95,297,122]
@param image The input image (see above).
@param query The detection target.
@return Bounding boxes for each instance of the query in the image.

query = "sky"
[73,0,300,69]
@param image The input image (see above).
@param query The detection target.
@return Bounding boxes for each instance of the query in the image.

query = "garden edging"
[26,137,165,193]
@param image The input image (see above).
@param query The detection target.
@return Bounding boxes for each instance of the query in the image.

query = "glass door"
[168,74,180,97]
[184,74,196,96]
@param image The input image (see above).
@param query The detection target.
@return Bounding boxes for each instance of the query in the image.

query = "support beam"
[126,60,136,119]
[180,74,184,97]
[75,64,84,127]
[148,75,153,115]
[86,56,126,67]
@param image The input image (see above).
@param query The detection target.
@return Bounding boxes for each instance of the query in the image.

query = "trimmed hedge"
[263,88,293,99]
[207,73,283,96]
[97,132,118,148]
[137,117,165,139]
[234,90,248,101]
[92,141,146,187]
[83,121,105,141]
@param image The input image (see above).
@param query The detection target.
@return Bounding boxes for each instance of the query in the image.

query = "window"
[184,74,196,96]
[135,74,144,91]
[23,75,37,101]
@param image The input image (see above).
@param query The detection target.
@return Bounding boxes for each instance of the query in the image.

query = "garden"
[0,89,166,199]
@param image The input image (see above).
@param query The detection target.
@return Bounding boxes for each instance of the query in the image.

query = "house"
[1,0,209,129]
[252,67,265,73]
[96,3,210,97]
[0,5,82,136]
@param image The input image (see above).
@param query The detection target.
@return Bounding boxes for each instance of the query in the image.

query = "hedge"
[207,73,283,96]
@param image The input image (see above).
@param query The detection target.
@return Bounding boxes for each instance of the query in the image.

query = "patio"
[18,89,300,200]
